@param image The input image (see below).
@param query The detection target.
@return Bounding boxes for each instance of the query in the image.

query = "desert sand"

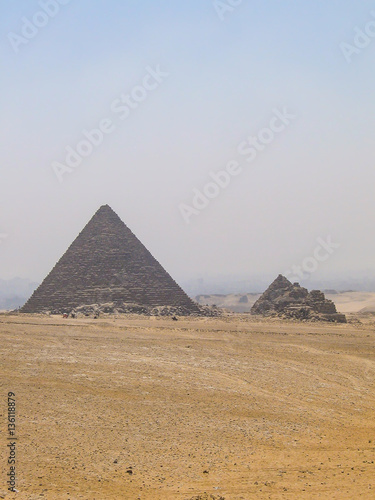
[325,292,375,314]
[1,313,375,499]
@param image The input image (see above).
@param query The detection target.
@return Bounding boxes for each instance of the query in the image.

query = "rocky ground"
[44,303,221,318]
[1,313,375,499]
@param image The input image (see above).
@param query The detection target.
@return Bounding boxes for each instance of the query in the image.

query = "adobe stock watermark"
[284,236,340,282]
[7,0,72,54]
[340,11,375,63]
[52,65,169,183]
[213,0,243,21]
[179,106,296,224]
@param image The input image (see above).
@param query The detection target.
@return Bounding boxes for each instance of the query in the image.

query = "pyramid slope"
[21,205,199,314]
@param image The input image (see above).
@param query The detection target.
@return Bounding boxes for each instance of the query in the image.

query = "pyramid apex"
[273,274,292,286]
[94,204,119,218]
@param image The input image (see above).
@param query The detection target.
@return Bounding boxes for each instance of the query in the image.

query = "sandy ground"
[325,292,375,314]
[1,314,375,499]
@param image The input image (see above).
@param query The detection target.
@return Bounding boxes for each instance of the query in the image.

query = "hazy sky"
[1,1,374,288]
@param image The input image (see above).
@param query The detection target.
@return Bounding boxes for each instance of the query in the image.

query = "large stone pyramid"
[21,205,200,314]
[251,274,346,322]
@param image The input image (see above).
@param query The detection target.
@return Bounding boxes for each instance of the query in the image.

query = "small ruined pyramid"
[21,205,200,314]
[251,274,346,322]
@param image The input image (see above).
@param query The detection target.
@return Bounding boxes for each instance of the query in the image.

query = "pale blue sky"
[1,1,374,288]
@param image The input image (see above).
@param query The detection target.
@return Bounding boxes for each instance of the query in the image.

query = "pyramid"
[251,274,346,322]
[21,205,200,314]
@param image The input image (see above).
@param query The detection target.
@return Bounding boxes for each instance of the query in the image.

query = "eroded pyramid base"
[33,302,221,317]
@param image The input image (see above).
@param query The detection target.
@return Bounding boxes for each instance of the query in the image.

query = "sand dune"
[325,292,375,313]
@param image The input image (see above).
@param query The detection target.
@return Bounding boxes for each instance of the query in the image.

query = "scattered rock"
[46,302,221,318]
[188,495,225,500]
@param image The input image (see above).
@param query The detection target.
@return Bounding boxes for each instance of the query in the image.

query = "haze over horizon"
[1,1,374,290]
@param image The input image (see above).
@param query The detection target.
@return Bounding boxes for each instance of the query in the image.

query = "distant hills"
[195,290,375,315]
[0,278,39,310]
